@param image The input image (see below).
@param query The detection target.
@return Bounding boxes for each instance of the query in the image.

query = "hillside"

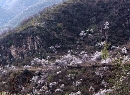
[1,64,130,95]
[0,0,130,95]
[0,0,130,65]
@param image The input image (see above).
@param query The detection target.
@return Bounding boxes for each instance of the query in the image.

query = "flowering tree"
[101,21,110,63]
[103,21,109,42]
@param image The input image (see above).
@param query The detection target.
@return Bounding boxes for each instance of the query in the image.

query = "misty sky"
[0,0,63,32]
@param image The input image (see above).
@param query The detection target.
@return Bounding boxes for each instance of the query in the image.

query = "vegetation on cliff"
[0,0,130,65]
[0,0,130,94]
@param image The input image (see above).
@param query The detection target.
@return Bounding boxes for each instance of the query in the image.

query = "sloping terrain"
[0,0,130,65]
[0,64,130,95]
[0,1,130,94]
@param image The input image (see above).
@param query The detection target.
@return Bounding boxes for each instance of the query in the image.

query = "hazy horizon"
[0,0,63,33]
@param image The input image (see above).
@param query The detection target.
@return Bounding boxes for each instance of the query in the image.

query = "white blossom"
[49,82,57,88]
[96,41,105,47]
[103,21,109,29]
[122,55,130,63]
[94,89,113,95]
[101,58,111,64]
[69,91,81,95]
[23,65,32,69]
[101,80,107,88]
[55,88,63,92]
[60,84,65,89]
[31,76,39,83]
[111,45,120,50]
[90,29,94,33]
[121,47,127,54]
[95,71,104,78]
[76,91,81,95]
[89,86,95,92]
[38,79,44,84]
[91,51,101,61]
[79,30,87,37]
[75,81,81,86]
[57,71,62,74]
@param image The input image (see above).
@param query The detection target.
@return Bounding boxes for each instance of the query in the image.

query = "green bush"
[101,43,110,60]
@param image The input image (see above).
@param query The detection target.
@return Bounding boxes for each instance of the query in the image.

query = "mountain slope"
[0,0,130,65]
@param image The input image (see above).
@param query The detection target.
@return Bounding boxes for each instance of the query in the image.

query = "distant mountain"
[0,6,12,26]
[0,0,10,7]
[2,0,50,14]
[6,0,63,28]
[0,0,63,32]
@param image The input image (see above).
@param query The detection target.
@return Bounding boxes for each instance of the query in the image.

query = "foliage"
[101,43,110,60]
[108,65,130,95]
[7,70,33,94]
